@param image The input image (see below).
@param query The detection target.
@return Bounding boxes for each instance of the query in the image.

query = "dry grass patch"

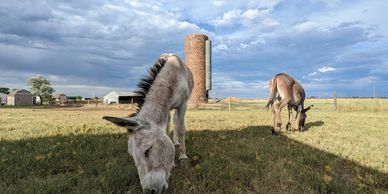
[1,99,387,193]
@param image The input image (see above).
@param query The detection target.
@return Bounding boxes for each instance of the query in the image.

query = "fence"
[187,98,388,112]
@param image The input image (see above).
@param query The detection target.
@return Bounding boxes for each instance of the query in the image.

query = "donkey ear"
[103,116,139,132]
[302,105,314,113]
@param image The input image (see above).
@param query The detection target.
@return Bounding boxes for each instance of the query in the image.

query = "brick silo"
[185,34,211,105]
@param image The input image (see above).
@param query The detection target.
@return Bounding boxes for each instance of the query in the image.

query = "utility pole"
[373,83,376,98]
[333,91,337,110]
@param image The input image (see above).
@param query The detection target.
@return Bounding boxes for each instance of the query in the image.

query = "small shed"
[0,92,7,105]
[53,93,68,104]
[7,89,33,106]
[103,91,142,104]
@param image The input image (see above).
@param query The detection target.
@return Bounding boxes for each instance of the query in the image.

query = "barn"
[7,89,33,106]
[0,92,7,105]
[103,91,142,105]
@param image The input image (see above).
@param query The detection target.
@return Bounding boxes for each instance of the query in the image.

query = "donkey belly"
[171,91,189,109]
[170,79,191,109]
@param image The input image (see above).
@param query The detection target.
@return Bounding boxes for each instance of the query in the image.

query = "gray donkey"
[103,54,193,194]
[265,73,313,134]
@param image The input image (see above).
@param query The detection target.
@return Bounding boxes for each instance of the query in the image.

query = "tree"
[28,76,55,104]
[0,87,10,94]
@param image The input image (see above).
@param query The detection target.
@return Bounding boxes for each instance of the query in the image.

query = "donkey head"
[103,116,175,194]
[296,105,313,131]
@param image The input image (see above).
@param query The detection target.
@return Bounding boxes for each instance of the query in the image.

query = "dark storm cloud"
[0,0,205,96]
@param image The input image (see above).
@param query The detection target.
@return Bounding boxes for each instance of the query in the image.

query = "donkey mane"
[134,58,167,112]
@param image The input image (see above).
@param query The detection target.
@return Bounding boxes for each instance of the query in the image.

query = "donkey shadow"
[304,120,324,131]
[284,120,324,133]
[1,124,386,193]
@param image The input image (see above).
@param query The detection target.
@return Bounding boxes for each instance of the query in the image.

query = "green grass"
[1,99,388,193]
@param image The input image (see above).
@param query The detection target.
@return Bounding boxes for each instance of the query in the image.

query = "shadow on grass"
[0,126,387,193]
[304,120,325,131]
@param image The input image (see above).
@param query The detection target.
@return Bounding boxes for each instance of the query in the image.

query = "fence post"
[333,91,337,110]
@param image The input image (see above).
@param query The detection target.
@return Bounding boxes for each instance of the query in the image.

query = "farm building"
[82,97,93,101]
[53,93,68,103]
[0,92,7,105]
[103,91,141,104]
[7,89,33,106]
[33,96,41,105]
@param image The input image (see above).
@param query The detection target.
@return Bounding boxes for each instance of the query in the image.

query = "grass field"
[1,99,387,193]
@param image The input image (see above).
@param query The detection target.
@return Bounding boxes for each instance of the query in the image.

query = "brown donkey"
[265,73,313,134]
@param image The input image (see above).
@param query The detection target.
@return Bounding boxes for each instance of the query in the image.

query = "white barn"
[103,91,141,104]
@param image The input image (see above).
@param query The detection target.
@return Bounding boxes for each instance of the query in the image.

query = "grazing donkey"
[265,73,313,134]
[103,54,193,194]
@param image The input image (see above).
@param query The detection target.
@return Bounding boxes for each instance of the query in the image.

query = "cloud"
[210,17,386,97]
[212,10,243,27]
[210,73,267,98]
[241,9,260,20]
[352,76,378,85]
[293,21,319,32]
[0,0,387,98]
[215,44,229,51]
[370,61,388,75]
[318,67,336,73]
[211,8,270,27]
[211,0,226,7]
[262,18,280,28]
[0,0,208,96]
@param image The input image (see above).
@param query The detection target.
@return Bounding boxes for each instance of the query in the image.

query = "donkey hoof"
[272,128,280,135]
[178,157,188,168]
[179,154,188,160]
[171,162,177,170]
[286,123,291,130]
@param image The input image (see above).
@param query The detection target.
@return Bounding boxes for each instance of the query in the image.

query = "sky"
[0,0,387,98]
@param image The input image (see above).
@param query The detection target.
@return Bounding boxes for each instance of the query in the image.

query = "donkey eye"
[144,146,152,157]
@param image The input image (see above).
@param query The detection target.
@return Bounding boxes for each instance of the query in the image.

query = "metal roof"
[115,91,141,96]
[53,93,67,98]
[8,89,32,96]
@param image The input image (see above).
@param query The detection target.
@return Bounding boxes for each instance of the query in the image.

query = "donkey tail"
[265,76,277,109]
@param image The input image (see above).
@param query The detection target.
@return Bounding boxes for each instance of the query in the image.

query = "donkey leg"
[286,105,292,131]
[274,98,290,133]
[173,104,188,161]
[271,104,277,135]
[272,102,283,134]
[175,103,188,161]
[173,109,180,147]
[166,111,171,135]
